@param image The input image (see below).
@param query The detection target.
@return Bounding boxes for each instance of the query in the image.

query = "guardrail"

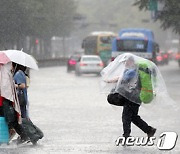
[37,58,68,68]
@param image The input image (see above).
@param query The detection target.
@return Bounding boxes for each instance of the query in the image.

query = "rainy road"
[1,61,180,154]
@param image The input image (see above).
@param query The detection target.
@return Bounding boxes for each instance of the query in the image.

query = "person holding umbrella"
[1,49,38,118]
[0,55,29,143]
[12,62,29,118]
[0,50,43,145]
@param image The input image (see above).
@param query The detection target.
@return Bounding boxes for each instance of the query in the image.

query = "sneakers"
[147,127,156,138]
[16,135,39,145]
[15,136,30,145]
[9,129,16,141]
[29,134,40,145]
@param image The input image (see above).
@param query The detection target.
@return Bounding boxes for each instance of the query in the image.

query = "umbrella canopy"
[0,52,11,64]
[1,50,38,70]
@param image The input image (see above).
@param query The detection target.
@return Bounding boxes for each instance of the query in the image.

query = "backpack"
[107,89,125,106]
[138,61,154,104]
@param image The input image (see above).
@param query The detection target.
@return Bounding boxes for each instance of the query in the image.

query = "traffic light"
[35,39,39,45]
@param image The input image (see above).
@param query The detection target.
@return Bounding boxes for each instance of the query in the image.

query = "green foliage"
[134,0,180,34]
[133,0,149,10]
[0,0,77,48]
[0,0,30,44]
[30,0,76,38]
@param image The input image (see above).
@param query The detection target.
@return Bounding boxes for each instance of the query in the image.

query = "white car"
[75,55,104,76]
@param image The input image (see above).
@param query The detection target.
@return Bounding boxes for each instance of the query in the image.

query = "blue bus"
[111,28,159,63]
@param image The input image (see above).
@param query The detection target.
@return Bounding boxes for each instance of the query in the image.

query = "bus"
[111,28,159,63]
[82,31,117,65]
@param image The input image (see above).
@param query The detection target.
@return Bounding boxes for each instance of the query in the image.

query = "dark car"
[175,51,180,67]
[156,53,164,65]
[67,54,81,72]
[156,50,169,65]
[161,50,169,65]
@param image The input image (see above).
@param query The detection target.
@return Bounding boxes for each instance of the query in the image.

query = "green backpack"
[138,61,154,104]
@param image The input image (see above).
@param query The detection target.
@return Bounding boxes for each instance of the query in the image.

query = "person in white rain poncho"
[0,51,43,145]
[100,53,167,140]
[0,62,28,141]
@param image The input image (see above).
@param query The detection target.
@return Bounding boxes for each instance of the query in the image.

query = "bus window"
[100,36,114,44]
[116,39,148,52]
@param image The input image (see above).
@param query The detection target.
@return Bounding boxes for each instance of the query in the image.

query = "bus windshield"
[117,39,148,52]
[100,36,114,44]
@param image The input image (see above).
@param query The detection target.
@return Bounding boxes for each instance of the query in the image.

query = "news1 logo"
[115,132,178,150]
[157,132,178,150]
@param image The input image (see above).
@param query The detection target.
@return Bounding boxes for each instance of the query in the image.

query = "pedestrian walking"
[101,53,161,144]
[11,60,43,145]
[0,50,43,145]
[0,62,28,142]
[12,62,28,118]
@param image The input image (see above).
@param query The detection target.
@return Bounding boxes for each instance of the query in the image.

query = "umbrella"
[1,50,38,70]
[0,52,11,64]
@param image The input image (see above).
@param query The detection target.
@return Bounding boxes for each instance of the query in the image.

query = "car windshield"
[82,57,100,61]
[71,55,80,61]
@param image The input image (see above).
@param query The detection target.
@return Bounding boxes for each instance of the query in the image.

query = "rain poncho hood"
[0,63,15,101]
[100,53,167,105]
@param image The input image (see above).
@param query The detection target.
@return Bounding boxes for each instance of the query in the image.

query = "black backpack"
[107,90,125,106]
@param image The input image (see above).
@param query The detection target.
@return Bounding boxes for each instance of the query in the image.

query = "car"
[75,55,104,76]
[67,54,81,72]
[161,50,169,65]
[175,51,180,67]
[156,52,164,65]
[156,50,169,65]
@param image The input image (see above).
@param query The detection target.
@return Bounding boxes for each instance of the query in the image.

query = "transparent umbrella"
[1,50,38,70]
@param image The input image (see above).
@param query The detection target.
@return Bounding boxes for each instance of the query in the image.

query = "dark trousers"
[0,106,3,116]
[20,105,27,118]
[9,119,25,136]
[2,99,27,139]
[122,100,152,137]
